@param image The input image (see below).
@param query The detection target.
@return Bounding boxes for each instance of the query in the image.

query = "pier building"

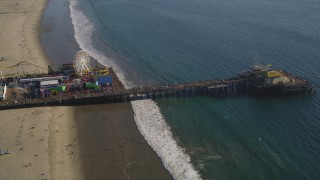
[0,52,315,110]
[0,64,315,110]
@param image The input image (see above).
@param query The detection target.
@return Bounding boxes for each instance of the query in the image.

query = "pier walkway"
[0,78,250,110]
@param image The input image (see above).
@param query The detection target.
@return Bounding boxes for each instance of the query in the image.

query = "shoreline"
[41,0,172,178]
[1,0,172,179]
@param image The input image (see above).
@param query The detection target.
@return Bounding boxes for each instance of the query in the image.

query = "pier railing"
[0,78,250,110]
[0,74,315,110]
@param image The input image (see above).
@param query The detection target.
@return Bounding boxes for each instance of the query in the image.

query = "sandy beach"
[0,0,172,179]
[0,0,49,75]
[0,0,51,178]
[0,104,172,179]
[0,107,51,179]
[52,104,172,179]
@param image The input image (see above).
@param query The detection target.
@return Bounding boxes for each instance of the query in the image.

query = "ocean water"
[43,0,320,179]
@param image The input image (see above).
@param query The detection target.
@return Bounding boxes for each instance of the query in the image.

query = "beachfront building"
[19,76,68,97]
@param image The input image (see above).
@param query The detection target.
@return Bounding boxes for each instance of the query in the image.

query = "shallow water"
[43,0,320,179]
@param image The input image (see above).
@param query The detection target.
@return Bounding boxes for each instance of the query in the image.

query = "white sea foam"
[69,1,201,179]
[132,100,201,180]
[69,0,129,88]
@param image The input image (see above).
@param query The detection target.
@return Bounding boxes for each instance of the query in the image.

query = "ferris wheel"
[73,50,91,76]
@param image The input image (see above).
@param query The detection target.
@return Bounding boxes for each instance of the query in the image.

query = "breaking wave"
[69,0,129,88]
[132,100,201,180]
[69,0,201,179]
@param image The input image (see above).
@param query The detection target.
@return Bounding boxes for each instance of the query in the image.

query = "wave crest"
[132,100,201,180]
[69,0,129,88]
[69,1,201,178]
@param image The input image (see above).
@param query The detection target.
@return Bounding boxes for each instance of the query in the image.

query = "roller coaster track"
[0,61,48,70]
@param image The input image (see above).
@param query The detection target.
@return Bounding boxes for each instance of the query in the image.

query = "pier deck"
[0,74,314,110]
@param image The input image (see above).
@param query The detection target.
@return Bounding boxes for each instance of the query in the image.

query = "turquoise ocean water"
[43,0,320,179]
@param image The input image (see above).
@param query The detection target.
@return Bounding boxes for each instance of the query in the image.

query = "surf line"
[69,1,201,178]
[69,0,129,88]
[132,100,201,180]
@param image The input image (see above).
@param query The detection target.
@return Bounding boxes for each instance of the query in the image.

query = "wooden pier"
[0,75,314,110]
[0,78,250,110]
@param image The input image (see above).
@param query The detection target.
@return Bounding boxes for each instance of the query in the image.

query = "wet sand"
[0,0,172,179]
[71,103,172,179]
[0,104,172,179]
[50,103,172,179]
